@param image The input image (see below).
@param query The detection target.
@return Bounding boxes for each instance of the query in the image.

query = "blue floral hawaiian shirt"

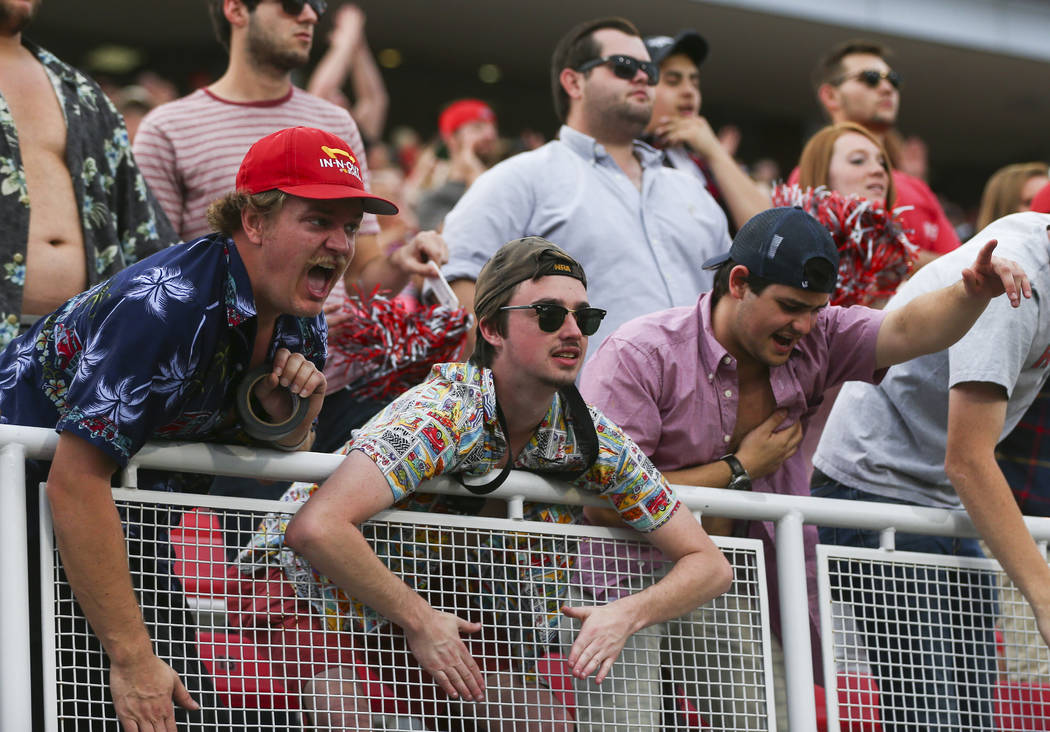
[0,39,178,348]
[0,234,326,467]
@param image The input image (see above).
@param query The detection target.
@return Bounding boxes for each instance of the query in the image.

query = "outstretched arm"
[561,507,732,683]
[284,450,485,700]
[945,381,1050,647]
[47,433,199,730]
[875,239,1031,368]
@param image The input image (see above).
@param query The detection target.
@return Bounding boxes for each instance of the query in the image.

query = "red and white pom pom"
[327,286,472,401]
[772,184,918,306]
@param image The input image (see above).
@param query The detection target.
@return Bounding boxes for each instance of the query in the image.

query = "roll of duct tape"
[235,364,311,442]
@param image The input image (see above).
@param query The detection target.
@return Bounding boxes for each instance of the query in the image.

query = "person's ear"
[560,67,586,105]
[817,83,841,116]
[728,265,752,300]
[477,317,504,352]
[241,206,266,246]
[225,0,250,30]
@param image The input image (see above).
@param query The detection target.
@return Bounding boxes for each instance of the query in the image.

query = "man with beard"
[793,40,961,264]
[133,0,441,292]
[442,16,730,359]
[0,0,176,349]
[0,125,399,730]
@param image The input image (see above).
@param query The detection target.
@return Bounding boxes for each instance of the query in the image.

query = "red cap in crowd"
[236,126,398,215]
[1031,180,1050,215]
[438,99,496,140]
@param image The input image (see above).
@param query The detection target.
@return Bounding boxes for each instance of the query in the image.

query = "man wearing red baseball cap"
[417,98,501,231]
[0,125,397,731]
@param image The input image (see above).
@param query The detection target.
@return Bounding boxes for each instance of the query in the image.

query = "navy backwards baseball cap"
[644,30,709,68]
[702,207,840,293]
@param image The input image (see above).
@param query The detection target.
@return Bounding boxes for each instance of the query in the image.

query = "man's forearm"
[49,476,153,665]
[877,281,989,367]
[286,516,435,634]
[949,454,1050,616]
[609,547,731,629]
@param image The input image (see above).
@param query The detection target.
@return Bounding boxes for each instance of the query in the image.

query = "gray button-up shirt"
[442,125,731,358]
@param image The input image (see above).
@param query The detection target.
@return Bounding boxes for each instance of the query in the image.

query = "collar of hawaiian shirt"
[223,238,257,327]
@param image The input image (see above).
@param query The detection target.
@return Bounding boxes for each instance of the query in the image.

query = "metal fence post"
[0,442,32,731]
[776,510,817,731]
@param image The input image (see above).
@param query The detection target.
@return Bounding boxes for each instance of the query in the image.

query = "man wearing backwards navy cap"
[643,29,770,232]
[0,125,398,731]
[577,206,1030,730]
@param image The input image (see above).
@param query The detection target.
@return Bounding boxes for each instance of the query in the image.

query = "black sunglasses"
[277,0,327,17]
[500,303,607,336]
[575,55,660,86]
[834,69,900,89]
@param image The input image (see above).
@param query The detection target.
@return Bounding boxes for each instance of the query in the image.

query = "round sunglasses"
[574,55,660,86]
[500,303,607,336]
[834,69,901,89]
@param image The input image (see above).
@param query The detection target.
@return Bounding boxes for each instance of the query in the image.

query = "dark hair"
[811,39,892,94]
[208,0,261,51]
[550,16,641,123]
[709,257,836,306]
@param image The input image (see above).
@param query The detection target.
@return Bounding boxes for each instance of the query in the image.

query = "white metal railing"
[4,423,1050,731]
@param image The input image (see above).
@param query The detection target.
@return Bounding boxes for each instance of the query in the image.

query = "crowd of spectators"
[4,0,1050,730]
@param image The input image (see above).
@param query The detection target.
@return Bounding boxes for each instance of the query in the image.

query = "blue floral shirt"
[0,234,326,467]
[0,40,178,348]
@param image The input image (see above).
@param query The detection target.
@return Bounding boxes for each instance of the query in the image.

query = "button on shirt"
[578,292,886,623]
[442,125,730,358]
[0,235,326,467]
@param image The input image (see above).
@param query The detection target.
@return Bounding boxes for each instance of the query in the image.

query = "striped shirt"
[133,86,379,241]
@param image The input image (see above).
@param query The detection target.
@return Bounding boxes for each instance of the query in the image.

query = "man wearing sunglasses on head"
[443,16,731,361]
[270,237,731,726]
[791,39,961,262]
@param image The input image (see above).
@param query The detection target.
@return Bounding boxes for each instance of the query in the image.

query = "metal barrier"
[3,423,1050,731]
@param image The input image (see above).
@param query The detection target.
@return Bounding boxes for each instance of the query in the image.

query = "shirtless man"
[0,0,176,347]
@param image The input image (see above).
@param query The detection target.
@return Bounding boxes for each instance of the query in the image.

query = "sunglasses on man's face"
[500,303,607,336]
[835,69,901,89]
[277,0,327,17]
[575,55,660,86]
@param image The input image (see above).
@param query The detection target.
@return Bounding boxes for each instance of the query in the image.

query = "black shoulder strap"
[455,385,599,496]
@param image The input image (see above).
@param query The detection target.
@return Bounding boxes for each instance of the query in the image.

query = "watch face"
[729,474,751,491]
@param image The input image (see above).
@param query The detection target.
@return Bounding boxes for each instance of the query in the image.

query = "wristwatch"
[720,454,752,491]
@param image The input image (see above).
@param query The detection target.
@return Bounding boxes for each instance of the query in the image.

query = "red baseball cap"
[1031,180,1050,214]
[438,99,496,140]
[236,126,398,215]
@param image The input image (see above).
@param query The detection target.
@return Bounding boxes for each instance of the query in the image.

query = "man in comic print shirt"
[0,126,398,730]
[274,237,732,726]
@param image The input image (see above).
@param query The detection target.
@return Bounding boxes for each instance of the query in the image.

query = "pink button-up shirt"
[578,291,886,653]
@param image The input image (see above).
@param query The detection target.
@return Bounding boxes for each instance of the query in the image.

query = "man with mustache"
[0,125,398,730]
[578,206,1030,729]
